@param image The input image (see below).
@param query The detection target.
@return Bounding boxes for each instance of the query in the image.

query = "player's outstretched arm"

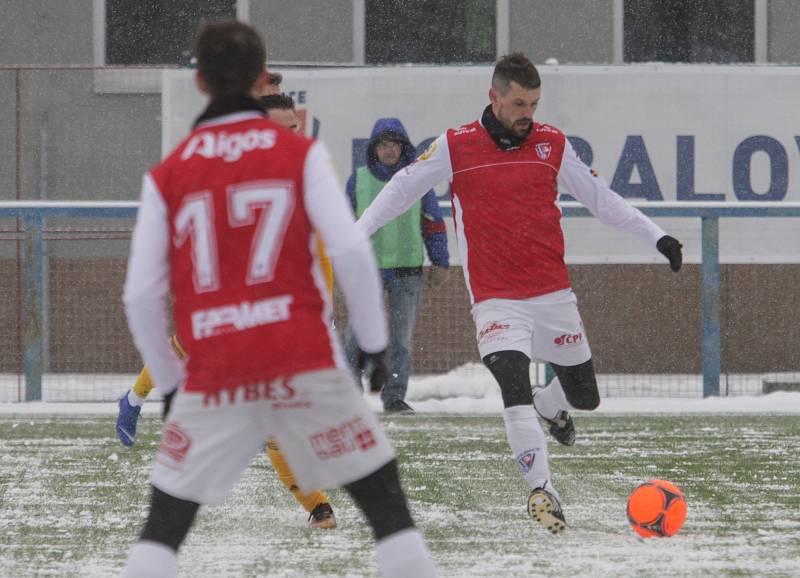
[557,140,683,268]
[357,134,452,238]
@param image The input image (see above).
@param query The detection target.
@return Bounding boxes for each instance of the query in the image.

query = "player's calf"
[345,460,437,577]
[551,359,600,411]
[139,486,200,551]
[344,459,414,540]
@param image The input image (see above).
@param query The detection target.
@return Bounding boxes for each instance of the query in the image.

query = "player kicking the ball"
[121,21,437,577]
[356,53,683,534]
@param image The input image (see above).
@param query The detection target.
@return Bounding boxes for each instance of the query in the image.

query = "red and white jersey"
[358,119,666,304]
[124,110,387,394]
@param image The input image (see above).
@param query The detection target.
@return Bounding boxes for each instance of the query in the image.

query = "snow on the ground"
[1,363,798,414]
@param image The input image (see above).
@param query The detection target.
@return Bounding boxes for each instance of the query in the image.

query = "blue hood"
[366,118,417,181]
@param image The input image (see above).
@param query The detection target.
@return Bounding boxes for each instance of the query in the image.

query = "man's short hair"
[492,53,541,94]
[194,21,266,99]
[376,131,405,145]
[267,72,283,86]
[260,93,295,112]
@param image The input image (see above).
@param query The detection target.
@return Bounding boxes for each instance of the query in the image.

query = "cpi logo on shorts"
[554,332,583,347]
[158,421,192,464]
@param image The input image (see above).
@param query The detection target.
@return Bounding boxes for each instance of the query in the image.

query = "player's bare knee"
[139,486,200,551]
[483,350,533,407]
[344,459,414,541]
[552,359,600,411]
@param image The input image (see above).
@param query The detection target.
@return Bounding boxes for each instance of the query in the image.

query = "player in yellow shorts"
[116,88,338,529]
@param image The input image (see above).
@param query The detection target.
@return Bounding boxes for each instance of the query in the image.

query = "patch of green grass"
[1,413,799,577]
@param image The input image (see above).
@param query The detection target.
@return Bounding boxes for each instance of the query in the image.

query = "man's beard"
[510,119,532,137]
[482,105,532,150]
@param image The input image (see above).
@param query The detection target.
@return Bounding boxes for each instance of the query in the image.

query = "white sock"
[122,541,177,577]
[502,405,558,498]
[375,528,438,578]
[532,376,573,419]
[127,389,146,407]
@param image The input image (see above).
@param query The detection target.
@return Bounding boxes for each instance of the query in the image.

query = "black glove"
[357,349,389,393]
[656,235,683,272]
[162,389,176,420]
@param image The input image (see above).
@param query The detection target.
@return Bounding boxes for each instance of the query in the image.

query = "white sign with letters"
[163,65,800,264]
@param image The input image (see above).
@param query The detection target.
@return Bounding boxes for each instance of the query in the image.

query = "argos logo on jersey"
[181,129,277,163]
[554,332,583,347]
[191,295,293,340]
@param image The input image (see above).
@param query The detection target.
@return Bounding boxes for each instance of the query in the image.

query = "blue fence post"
[22,213,44,401]
[701,215,721,397]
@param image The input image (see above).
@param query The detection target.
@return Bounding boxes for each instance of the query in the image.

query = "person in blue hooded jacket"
[346,118,450,414]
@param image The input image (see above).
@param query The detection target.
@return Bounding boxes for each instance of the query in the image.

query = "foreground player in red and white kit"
[116,91,339,530]
[122,21,437,577]
[357,53,683,534]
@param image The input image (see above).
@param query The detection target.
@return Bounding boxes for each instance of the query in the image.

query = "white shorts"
[472,289,592,366]
[150,368,395,505]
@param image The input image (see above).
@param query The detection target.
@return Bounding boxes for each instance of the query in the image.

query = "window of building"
[105,0,236,66]
[624,0,754,63]
[366,0,495,64]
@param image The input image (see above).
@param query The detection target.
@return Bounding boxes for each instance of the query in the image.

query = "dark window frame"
[623,0,755,64]
[365,0,497,65]
[104,0,237,66]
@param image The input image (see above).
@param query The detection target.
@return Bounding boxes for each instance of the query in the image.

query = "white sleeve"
[304,142,388,353]
[357,133,453,237]
[123,174,185,393]
[556,140,666,247]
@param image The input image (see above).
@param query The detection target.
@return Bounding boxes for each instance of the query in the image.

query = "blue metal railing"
[3,200,800,400]
[1,202,138,401]
[557,201,800,398]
